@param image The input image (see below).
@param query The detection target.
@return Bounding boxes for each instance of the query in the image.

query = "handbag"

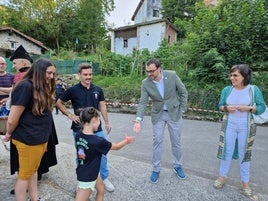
[250,85,268,124]
[252,106,268,124]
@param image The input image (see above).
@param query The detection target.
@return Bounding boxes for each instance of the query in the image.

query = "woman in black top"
[4,58,56,201]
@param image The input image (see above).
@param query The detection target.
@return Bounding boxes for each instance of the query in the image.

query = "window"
[168,35,171,43]
[123,39,128,48]
[153,10,159,17]
[10,41,17,50]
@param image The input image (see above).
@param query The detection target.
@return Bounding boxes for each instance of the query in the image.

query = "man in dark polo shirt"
[56,62,115,192]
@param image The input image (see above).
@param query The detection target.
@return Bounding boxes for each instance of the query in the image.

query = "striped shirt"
[0,73,15,100]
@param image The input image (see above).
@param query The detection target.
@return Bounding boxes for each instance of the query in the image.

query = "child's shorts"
[77,180,96,191]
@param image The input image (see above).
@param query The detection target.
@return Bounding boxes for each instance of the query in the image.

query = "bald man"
[0,56,14,108]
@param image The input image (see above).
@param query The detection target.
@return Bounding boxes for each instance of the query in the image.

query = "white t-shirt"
[226,85,250,121]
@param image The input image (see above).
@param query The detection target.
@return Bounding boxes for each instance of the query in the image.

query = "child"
[75,107,135,201]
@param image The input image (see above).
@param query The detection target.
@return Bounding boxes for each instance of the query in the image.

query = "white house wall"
[0,32,42,55]
[146,0,162,21]
[138,22,165,52]
[134,0,148,24]
[113,37,137,55]
[134,0,162,24]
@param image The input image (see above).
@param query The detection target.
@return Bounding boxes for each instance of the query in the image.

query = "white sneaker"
[103,178,115,192]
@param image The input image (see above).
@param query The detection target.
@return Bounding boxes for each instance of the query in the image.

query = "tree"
[1,0,114,52]
[158,0,268,84]
[0,5,25,28]
[74,0,108,52]
[189,0,268,68]
[161,0,198,23]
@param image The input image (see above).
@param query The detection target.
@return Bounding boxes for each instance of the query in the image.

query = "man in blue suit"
[133,58,188,183]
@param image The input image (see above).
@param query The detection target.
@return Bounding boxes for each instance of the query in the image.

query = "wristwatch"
[249,106,253,112]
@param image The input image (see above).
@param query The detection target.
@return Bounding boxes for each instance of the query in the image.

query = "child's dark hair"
[79,107,100,126]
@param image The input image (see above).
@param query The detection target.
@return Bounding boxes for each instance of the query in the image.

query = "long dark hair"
[22,58,56,115]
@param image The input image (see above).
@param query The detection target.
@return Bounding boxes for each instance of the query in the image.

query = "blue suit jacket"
[136,70,188,124]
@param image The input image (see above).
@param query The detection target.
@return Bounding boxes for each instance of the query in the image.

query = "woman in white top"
[214,64,266,201]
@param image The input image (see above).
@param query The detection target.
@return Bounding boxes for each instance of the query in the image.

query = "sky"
[106,0,140,28]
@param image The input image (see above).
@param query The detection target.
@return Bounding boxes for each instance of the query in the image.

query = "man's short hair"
[146,58,161,68]
[78,63,92,73]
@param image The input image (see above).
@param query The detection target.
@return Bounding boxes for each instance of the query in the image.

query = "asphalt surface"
[1,111,268,201]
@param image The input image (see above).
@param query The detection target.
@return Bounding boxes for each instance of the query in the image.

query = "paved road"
[1,111,268,201]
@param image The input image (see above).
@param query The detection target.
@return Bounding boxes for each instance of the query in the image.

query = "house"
[131,0,163,24]
[110,0,178,55]
[204,0,218,6]
[0,26,49,58]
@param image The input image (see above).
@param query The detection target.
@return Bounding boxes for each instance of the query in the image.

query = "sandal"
[241,188,258,201]
[28,198,45,201]
[213,177,225,189]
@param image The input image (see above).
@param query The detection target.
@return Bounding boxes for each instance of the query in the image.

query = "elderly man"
[10,45,33,84]
[0,56,14,110]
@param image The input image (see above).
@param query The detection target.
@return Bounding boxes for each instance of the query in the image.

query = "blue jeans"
[73,130,109,180]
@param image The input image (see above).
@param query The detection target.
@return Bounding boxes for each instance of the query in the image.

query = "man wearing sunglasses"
[133,58,188,183]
